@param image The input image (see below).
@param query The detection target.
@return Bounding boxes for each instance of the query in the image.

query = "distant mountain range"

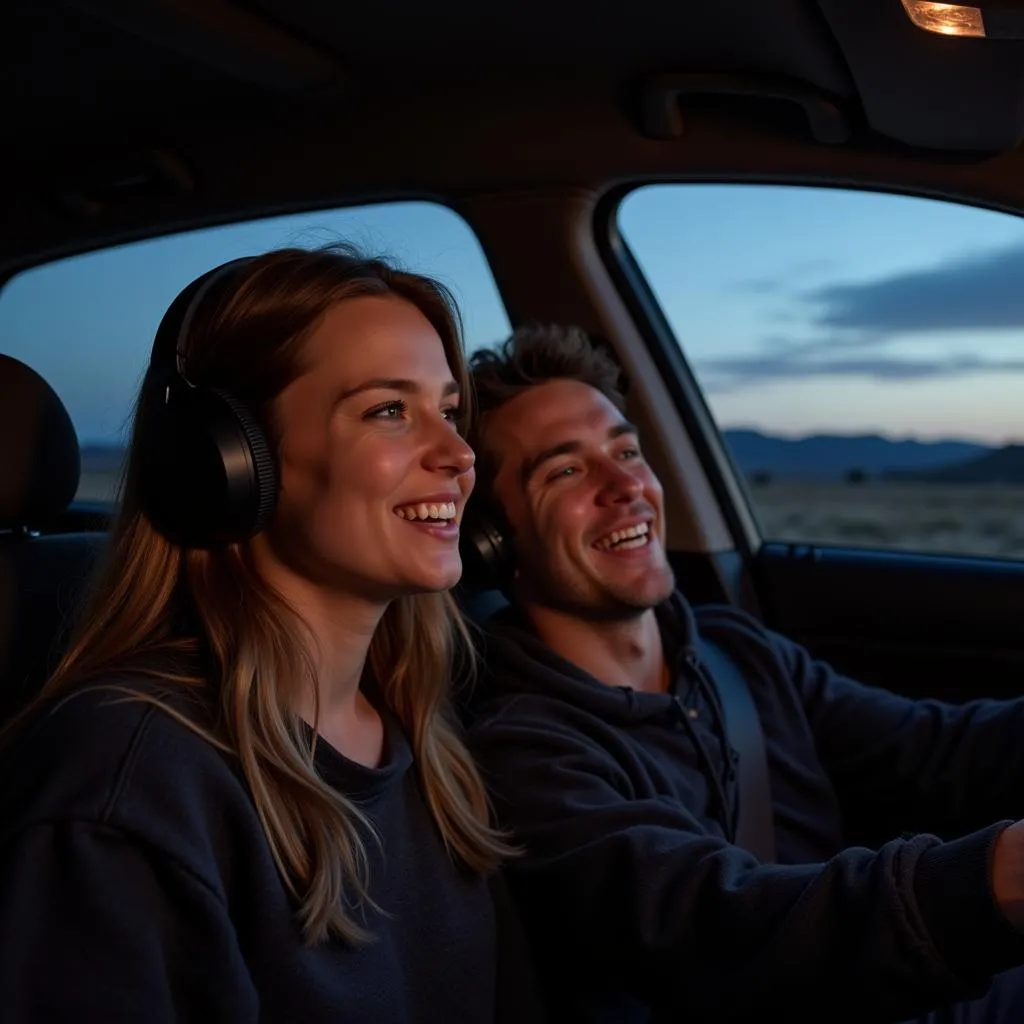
[721,429,1008,483]
[82,433,1024,485]
[79,445,125,474]
[886,444,1024,485]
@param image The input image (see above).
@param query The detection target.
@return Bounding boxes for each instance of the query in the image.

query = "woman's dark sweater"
[0,678,540,1023]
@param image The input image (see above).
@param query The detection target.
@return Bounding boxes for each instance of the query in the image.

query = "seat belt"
[697,638,777,863]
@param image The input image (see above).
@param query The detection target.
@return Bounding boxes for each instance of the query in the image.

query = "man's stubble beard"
[523,559,676,624]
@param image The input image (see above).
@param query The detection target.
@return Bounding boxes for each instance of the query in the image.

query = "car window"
[0,201,510,504]
[618,184,1024,561]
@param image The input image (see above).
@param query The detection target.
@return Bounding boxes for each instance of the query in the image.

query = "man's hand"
[992,821,1024,931]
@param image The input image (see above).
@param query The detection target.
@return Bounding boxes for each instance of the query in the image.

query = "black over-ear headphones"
[458,494,516,593]
[139,258,279,547]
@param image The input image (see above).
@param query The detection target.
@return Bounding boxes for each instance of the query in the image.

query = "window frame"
[596,178,1024,565]
[0,193,510,516]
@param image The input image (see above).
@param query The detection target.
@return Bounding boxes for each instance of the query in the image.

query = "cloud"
[697,352,1024,393]
[705,242,1024,390]
[806,242,1024,334]
[736,258,844,294]
[735,277,779,294]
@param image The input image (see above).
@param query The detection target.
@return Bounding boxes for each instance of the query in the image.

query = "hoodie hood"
[474,591,702,725]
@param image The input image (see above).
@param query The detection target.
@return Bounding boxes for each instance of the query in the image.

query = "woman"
[0,246,540,1022]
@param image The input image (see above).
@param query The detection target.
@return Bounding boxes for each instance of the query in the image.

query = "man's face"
[484,378,675,619]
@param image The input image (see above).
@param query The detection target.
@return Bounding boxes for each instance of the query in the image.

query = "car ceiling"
[6,0,1024,273]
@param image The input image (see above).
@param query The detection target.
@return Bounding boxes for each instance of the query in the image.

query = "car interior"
[5,0,1024,1003]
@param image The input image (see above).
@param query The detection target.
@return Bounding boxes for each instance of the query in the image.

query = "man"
[463,324,1024,1024]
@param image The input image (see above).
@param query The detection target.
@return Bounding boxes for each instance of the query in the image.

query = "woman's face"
[260,294,474,603]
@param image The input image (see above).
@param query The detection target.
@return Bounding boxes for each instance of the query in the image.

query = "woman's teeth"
[394,501,457,522]
[596,522,650,550]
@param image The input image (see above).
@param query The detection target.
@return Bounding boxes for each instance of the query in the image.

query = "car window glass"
[619,184,1024,560]
[0,201,510,503]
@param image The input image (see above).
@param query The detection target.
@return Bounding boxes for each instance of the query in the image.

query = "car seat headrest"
[0,354,81,530]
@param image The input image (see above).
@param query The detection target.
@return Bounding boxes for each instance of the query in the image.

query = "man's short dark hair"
[468,324,627,494]
[471,324,626,418]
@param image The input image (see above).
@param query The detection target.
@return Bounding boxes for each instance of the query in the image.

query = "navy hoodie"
[0,676,543,1023]
[467,592,1024,1023]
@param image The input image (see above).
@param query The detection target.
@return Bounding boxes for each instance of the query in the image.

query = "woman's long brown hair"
[22,245,511,944]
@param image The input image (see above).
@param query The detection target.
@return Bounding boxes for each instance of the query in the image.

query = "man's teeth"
[596,522,650,550]
[394,501,457,522]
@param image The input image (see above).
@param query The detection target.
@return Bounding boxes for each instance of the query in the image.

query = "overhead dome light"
[900,0,985,36]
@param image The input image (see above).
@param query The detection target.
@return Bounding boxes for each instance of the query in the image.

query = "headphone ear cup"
[459,497,515,592]
[141,386,278,547]
[210,388,278,533]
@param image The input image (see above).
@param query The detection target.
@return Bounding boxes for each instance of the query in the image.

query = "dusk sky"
[622,185,1024,445]
[3,185,1024,446]
[0,203,510,447]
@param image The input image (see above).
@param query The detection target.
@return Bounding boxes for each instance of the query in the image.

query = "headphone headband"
[148,257,256,388]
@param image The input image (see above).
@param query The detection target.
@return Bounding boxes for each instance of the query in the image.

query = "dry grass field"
[749,480,1024,559]
[77,460,1024,561]
[78,467,124,504]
